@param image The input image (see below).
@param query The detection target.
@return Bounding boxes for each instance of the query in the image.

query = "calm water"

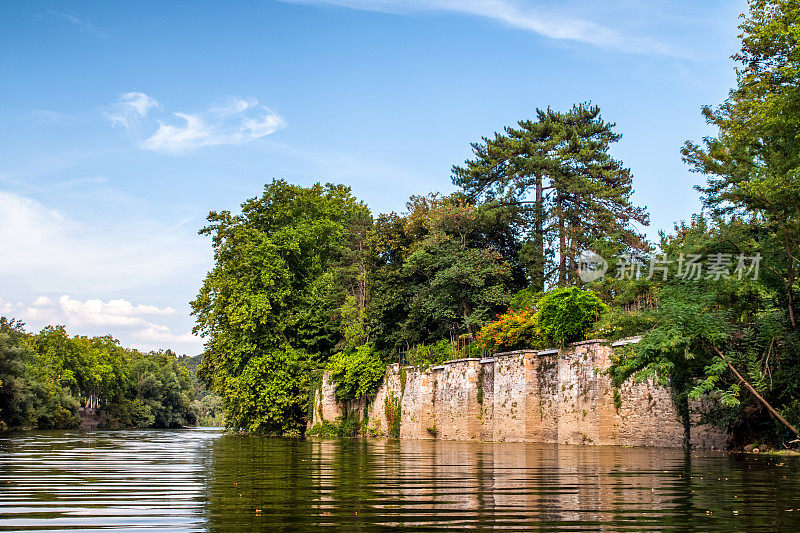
[1,430,799,531]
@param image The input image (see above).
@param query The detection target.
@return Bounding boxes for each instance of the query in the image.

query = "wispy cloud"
[47,10,108,38]
[141,97,285,153]
[0,297,14,315]
[105,91,159,129]
[32,109,73,125]
[284,0,680,56]
[0,190,209,295]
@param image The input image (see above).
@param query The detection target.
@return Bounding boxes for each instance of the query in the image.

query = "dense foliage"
[192,181,373,434]
[224,345,310,436]
[0,0,789,451]
[191,3,800,445]
[368,194,525,353]
[474,287,606,352]
[327,345,385,401]
[536,288,607,347]
[0,318,216,431]
[0,319,80,430]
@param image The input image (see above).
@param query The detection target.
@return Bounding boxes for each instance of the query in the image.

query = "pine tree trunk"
[533,174,545,292]
[557,194,566,286]
[462,302,472,337]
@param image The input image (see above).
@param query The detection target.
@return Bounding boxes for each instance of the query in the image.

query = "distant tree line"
[0,318,222,431]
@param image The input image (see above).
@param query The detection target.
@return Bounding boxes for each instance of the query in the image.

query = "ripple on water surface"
[1,430,800,531]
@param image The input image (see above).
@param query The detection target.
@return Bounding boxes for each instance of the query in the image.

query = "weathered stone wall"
[311,340,727,449]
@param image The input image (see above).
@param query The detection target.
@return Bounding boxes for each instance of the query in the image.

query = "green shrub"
[337,411,362,437]
[613,388,622,413]
[404,340,453,368]
[327,344,385,401]
[537,287,607,347]
[306,421,339,437]
[101,397,155,428]
[306,411,362,438]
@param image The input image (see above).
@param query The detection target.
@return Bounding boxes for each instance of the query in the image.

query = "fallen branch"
[709,343,799,437]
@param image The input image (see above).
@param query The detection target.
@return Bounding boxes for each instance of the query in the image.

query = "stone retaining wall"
[309,340,727,449]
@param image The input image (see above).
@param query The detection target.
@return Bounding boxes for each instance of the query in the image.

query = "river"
[1,429,799,531]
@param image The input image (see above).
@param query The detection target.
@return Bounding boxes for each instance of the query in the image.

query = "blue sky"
[0,0,745,353]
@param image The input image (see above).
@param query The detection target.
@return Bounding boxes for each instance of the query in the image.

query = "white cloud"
[1,298,57,325]
[141,96,286,153]
[32,110,73,125]
[105,91,159,129]
[132,322,199,345]
[0,298,14,315]
[59,295,176,327]
[0,294,202,352]
[284,0,680,56]
[33,296,52,307]
[0,189,209,352]
[20,306,59,323]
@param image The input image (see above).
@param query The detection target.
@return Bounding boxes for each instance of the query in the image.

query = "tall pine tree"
[452,103,649,290]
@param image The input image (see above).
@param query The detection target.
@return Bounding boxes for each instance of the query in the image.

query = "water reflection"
[206,437,800,531]
[2,431,799,531]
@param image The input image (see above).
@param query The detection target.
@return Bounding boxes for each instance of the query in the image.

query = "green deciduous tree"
[192,179,370,433]
[403,197,514,339]
[605,214,800,446]
[683,0,800,327]
[0,318,59,430]
[1,318,199,431]
[651,0,800,444]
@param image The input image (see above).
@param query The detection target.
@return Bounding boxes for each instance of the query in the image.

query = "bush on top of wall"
[537,287,608,347]
[476,287,607,352]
